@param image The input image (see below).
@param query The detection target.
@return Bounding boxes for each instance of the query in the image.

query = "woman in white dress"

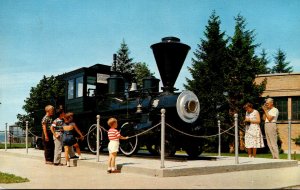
[243,102,265,158]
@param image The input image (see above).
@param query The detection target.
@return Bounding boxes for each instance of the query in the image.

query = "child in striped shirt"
[107,117,128,173]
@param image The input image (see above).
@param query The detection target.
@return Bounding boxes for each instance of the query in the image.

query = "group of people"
[41,104,128,172]
[243,98,280,159]
[40,97,279,171]
[41,105,84,167]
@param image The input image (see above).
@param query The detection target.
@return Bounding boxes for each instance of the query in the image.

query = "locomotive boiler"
[55,37,202,157]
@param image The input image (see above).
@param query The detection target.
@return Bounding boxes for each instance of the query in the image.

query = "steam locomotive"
[36,37,202,157]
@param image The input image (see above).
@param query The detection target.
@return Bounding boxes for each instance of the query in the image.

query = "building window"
[87,76,96,97]
[274,97,288,121]
[76,77,83,98]
[292,97,300,120]
[68,79,74,99]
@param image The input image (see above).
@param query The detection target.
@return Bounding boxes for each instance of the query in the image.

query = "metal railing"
[3,109,299,168]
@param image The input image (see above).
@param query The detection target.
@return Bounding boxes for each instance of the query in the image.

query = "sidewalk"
[0,148,300,189]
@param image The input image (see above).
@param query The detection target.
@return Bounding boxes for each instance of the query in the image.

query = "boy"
[50,105,65,166]
[107,118,128,173]
[42,105,55,164]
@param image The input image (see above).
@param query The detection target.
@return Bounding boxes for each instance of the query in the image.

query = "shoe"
[107,170,111,174]
[78,156,85,160]
[54,163,64,166]
[67,161,70,167]
[45,161,53,165]
[110,170,121,173]
[70,155,79,159]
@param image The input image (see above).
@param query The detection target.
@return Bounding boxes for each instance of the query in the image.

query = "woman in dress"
[243,102,265,158]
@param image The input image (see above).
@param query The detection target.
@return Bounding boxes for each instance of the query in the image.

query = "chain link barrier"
[127,123,161,139]
[23,116,298,159]
[87,122,161,139]
[166,123,236,139]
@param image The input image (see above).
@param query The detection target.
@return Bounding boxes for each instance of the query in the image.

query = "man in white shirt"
[262,98,280,159]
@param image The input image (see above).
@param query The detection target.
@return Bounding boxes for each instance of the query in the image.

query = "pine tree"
[271,49,293,73]
[113,39,135,83]
[184,11,229,141]
[258,49,271,74]
[227,14,266,122]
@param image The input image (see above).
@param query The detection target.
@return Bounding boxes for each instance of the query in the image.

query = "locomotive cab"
[61,64,111,114]
[58,64,111,150]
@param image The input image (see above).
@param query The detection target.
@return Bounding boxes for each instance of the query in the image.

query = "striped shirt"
[108,128,121,141]
[51,118,64,131]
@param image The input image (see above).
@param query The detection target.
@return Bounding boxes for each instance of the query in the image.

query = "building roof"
[255,72,300,97]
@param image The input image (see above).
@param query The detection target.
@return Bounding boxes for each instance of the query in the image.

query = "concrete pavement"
[0,148,299,189]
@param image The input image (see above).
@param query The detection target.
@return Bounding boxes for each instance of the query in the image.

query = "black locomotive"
[37,37,202,157]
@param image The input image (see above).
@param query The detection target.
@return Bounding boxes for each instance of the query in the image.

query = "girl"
[62,112,84,167]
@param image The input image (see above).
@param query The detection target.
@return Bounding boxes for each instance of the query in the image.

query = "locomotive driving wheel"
[146,144,159,156]
[157,139,176,157]
[119,122,139,156]
[87,124,103,154]
[184,143,203,159]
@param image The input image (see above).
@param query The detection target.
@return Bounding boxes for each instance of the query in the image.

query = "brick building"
[255,73,300,153]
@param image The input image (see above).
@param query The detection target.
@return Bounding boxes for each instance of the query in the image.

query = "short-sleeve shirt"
[52,118,64,131]
[265,107,279,122]
[108,128,121,141]
[41,115,53,131]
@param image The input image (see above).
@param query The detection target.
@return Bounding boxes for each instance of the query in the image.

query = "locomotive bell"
[151,37,190,93]
[129,82,137,91]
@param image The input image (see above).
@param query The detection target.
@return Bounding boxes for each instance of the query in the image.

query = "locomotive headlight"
[186,100,197,113]
[176,90,200,123]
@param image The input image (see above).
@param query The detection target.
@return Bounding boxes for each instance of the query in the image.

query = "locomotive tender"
[54,37,202,157]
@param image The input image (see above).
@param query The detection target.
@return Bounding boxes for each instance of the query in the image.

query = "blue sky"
[1,0,300,130]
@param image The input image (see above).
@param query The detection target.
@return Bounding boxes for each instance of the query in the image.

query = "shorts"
[63,134,77,146]
[108,140,119,153]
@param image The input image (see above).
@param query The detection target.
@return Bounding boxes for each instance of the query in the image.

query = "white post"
[234,113,239,164]
[161,108,166,169]
[288,119,291,160]
[218,120,221,157]
[26,121,28,154]
[5,123,7,151]
[96,115,100,162]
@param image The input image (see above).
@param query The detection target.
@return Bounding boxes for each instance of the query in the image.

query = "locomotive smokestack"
[151,37,190,93]
[112,53,117,72]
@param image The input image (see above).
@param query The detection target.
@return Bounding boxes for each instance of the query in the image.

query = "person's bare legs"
[108,153,113,171]
[248,148,252,157]
[252,148,257,157]
[111,152,118,171]
[74,143,81,155]
[64,146,70,167]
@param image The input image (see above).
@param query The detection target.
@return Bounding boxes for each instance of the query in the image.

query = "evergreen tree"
[227,14,266,124]
[271,49,293,73]
[258,49,271,74]
[113,39,135,83]
[184,11,229,145]
[133,62,154,89]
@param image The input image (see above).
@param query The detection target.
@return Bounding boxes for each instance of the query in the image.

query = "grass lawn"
[202,152,300,161]
[0,172,29,183]
[0,143,32,149]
